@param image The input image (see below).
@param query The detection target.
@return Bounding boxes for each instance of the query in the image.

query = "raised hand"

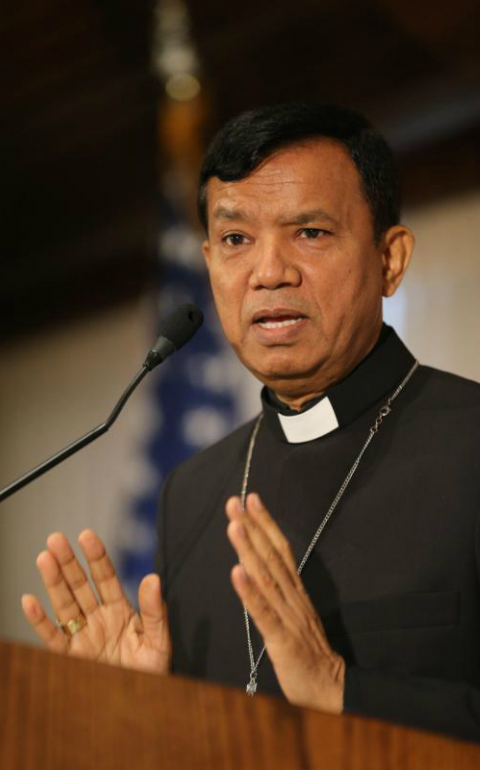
[22,529,171,675]
[226,493,345,713]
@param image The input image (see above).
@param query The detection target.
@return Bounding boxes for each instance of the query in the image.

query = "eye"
[298,228,328,239]
[222,233,247,246]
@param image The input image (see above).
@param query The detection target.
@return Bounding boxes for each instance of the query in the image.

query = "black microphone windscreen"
[144,303,204,370]
[157,303,204,351]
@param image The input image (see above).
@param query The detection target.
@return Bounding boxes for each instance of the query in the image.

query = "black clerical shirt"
[156,325,480,741]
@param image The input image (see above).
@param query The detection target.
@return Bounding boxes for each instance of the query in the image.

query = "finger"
[138,574,171,654]
[227,519,289,608]
[225,495,297,576]
[228,515,313,634]
[225,496,244,519]
[226,496,300,601]
[230,564,284,642]
[46,533,99,616]
[37,549,82,624]
[246,493,297,575]
[77,529,125,606]
[234,508,298,595]
[242,495,317,621]
[21,593,68,654]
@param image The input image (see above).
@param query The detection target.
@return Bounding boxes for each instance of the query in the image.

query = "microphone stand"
[0,366,149,503]
[0,301,204,504]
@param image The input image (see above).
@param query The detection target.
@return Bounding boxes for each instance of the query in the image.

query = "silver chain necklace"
[240,359,419,696]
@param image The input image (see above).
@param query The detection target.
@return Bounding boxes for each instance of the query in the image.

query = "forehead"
[206,139,369,226]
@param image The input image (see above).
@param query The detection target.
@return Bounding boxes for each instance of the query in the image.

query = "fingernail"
[79,529,95,543]
[226,497,243,517]
[250,493,262,510]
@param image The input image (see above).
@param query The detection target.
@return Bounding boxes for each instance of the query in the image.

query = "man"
[22,102,480,740]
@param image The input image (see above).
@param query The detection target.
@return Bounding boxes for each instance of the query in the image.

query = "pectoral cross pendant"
[246,676,257,696]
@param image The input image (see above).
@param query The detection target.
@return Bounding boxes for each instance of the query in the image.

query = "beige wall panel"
[385,191,480,382]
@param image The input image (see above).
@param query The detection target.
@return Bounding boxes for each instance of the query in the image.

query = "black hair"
[198,101,400,243]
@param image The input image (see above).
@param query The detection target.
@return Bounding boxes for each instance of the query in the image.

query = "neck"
[272,323,385,412]
[273,391,323,412]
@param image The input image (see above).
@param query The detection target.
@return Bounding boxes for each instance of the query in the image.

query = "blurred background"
[1,0,479,644]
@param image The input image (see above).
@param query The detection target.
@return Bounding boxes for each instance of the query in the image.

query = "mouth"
[256,317,304,329]
[251,309,308,336]
[252,308,307,325]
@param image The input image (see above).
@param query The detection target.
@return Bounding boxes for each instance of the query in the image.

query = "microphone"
[144,303,204,370]
[0,303,204,503]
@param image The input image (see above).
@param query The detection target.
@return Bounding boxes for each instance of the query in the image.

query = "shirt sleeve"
[344,666,480,743]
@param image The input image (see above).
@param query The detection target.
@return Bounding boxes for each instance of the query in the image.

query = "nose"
[248,237,301,290]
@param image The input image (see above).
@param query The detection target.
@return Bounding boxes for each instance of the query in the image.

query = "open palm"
[22,529,171,675]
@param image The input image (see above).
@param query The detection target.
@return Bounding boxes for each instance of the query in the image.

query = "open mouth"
[252,310,307,331]
[256,316,305,329]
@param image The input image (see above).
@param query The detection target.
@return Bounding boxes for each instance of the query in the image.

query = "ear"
[381,225,414,297]
[202,239,211,270]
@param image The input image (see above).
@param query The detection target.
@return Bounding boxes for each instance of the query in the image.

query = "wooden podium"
[1,639,480,769]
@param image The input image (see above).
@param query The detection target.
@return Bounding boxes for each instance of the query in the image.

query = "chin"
[235,339,327,385]
[249,358,321,389]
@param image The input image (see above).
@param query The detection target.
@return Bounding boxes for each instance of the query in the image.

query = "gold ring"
[56,613,87,637]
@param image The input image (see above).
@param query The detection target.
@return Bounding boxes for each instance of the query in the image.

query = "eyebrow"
[211,205,340,227]
[211,205,250,223]
[276,208,340,227]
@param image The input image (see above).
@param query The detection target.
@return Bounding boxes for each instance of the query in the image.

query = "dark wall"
[2,0,479,340]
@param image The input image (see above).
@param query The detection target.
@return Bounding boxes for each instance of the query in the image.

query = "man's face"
[202,139,410,406]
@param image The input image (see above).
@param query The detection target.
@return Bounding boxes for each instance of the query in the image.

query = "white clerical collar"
[277,397,339,443]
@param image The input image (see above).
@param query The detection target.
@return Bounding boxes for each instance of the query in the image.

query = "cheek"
[304,251,382,323]
[209,267,245,335]
[302,260,356,313]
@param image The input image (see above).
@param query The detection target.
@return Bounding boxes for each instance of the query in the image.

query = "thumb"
[138,573,171,653]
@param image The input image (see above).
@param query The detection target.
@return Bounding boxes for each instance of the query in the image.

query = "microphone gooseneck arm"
[0,366,149,503]
[0,302,204,504]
